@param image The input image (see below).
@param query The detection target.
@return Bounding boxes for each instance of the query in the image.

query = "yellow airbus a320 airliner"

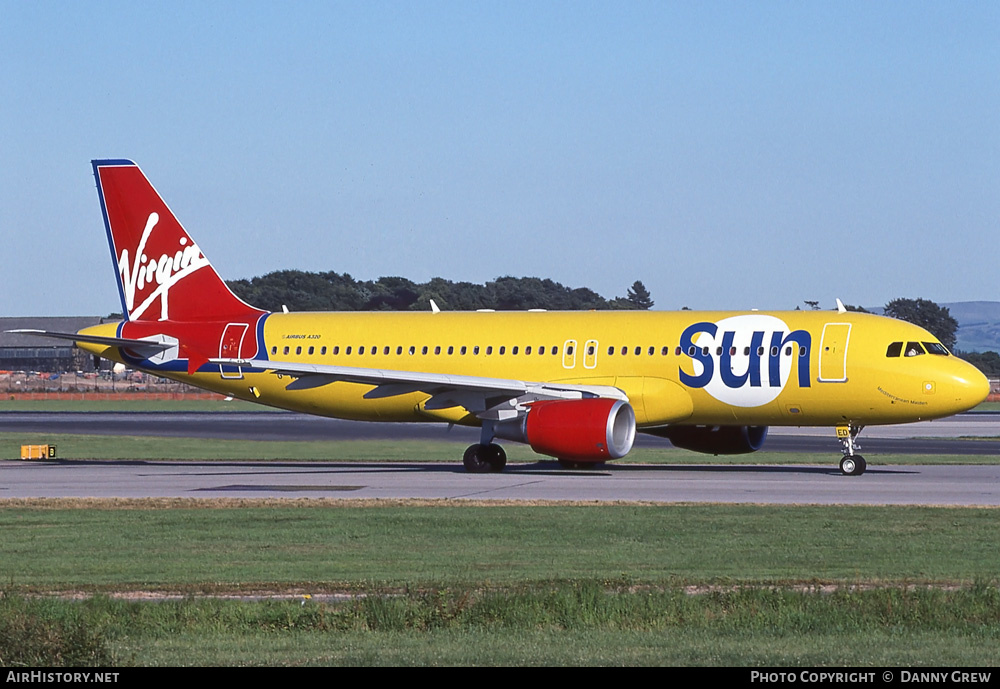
[13,160,990,475]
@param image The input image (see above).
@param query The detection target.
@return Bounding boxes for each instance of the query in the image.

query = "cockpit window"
[886,342,903,358]
[904,342,925,357]
[922,342,949,356]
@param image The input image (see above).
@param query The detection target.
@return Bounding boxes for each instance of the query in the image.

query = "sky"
[2,1,998,316]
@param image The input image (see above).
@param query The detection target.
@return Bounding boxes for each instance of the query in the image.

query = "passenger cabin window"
[905,342,925,357]
[886,342,903,358]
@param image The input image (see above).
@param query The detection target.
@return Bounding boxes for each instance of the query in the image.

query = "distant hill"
[943,302,1000,353]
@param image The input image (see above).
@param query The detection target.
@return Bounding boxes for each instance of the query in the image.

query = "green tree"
[626,281,654,310]
[958,351,1000,377]
[228,270,631,312]
[883,298,959,350]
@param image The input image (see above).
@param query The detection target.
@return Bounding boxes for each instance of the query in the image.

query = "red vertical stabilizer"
[93,159,264,323]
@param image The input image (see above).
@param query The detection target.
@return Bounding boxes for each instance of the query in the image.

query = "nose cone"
[945,359,991,414]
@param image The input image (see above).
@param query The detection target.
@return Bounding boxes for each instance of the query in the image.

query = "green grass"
[2,503,1000,666]
[6,585,1000,666]
[1,503,998,591]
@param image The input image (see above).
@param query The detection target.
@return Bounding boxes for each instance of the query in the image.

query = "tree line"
[226,271,654,312]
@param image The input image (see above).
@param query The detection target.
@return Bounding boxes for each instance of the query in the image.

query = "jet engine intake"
[494,398,636,462]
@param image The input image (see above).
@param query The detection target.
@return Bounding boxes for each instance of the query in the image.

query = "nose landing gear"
[836,424,866,476]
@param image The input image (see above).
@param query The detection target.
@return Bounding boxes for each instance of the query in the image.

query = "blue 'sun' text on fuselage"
[678,321,812,389]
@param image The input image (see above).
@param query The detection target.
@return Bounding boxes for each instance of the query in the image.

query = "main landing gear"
[837,424,866,476]
[463,443,507,473]
[464,420,507,473]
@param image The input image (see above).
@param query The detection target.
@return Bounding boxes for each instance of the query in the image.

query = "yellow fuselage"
[77,309,989,430]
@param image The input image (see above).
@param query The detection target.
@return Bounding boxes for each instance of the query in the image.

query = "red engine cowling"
[494,398,636,462]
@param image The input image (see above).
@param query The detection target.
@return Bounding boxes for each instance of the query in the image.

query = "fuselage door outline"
[583,339,598,369]
[219,323,249,379]
[562,339,578,369]
[818,323,851,383]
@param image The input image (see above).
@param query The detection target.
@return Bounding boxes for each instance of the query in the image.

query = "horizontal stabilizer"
[5,329,173,352]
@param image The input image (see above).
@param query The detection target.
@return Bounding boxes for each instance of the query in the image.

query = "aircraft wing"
[211,357,627,419]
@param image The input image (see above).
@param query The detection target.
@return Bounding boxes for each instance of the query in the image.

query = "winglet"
[430,299,441,314]
[835,298,847,314]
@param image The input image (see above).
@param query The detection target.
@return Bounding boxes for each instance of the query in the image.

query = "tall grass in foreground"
[3,584,1000,666]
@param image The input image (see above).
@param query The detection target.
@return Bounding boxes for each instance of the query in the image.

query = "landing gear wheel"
[485,444,507,472]
[840,455,867,476]
[463,443,507,473]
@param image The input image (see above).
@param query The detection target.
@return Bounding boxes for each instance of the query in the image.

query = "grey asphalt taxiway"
[1,411,999,504]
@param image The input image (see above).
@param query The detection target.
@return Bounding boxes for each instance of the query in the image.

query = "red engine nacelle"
[494,398,636,462]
